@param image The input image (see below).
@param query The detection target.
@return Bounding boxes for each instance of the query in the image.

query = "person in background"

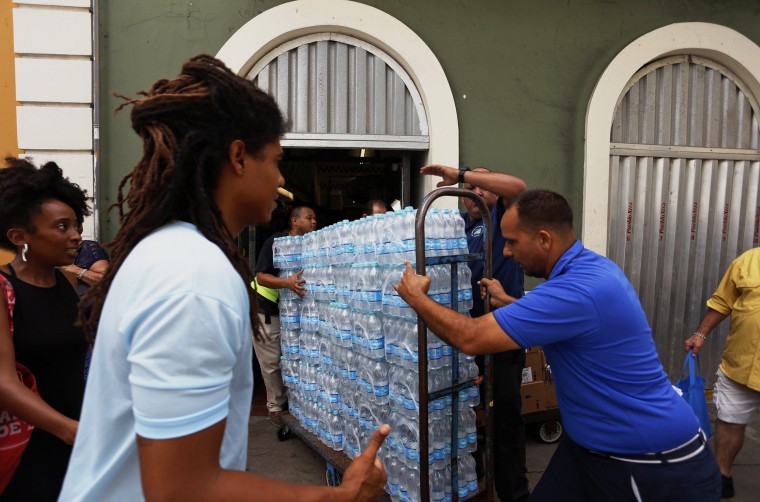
[396,189,721,501]
[420,163,529,501]
[364,199,389,216]
[59,55,387,501]
[685,247,760,499]
[59,230,109,298]
[0,158,88,500]
[253,205,316,426]
[59,232,110,380]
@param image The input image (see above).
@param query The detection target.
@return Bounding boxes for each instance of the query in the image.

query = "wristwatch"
[458,166,471,184]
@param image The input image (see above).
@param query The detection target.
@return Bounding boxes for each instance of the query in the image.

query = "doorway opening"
[243,146,424,413]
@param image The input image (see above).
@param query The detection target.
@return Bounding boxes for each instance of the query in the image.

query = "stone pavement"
[247,403,760,500]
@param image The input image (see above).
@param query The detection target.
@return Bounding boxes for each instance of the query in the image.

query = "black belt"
[589,429,707,465]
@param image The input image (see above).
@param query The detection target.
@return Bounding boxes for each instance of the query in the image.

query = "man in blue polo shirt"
[395,189,721,501]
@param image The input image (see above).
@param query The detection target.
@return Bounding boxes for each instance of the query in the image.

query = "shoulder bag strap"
[1,277,14,337]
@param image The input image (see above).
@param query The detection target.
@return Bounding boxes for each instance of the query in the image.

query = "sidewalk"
[247,403,760,500]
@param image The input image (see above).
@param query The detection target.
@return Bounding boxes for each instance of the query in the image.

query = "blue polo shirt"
[493,240,699,454]
[462,203,524,317]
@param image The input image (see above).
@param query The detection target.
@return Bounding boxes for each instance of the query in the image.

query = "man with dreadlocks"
[60,55,388,501]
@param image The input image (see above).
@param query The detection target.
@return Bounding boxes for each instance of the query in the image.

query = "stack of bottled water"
[273,206,481,500]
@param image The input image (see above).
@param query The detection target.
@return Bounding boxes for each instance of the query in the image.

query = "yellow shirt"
[707,247,760,391]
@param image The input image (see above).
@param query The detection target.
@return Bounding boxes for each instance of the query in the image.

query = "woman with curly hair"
[60,55,388,501]
[0,158,89,500]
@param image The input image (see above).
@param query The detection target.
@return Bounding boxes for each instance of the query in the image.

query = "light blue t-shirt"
[493,240,699,454]
[60,222,253,501]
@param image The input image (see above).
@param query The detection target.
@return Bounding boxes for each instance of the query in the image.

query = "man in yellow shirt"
[685,247,760,499]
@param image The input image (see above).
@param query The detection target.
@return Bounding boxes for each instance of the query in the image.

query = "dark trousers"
[530,434,721,502]
[486,350,529,501]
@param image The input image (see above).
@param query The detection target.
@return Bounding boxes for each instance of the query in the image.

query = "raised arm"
[420,164,527,200]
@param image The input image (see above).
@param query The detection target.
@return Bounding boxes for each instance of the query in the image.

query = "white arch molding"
[216,0,459,207]
[584,23,760,253]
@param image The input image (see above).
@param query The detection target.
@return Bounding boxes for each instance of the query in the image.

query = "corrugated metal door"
[248,33,429,150]
[608,55,760,384]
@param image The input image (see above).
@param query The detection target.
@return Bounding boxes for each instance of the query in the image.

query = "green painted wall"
[98,0,264,239]
[98,0,760,241]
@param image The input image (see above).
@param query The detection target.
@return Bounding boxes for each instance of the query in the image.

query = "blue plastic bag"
[675,350,713,438]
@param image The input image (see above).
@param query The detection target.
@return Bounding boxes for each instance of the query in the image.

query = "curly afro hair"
[0,157,90,251]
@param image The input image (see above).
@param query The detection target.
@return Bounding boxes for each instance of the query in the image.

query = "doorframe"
[584,22,760,253]
[216,0,459,208]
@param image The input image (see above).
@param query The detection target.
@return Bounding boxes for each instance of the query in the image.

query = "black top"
[255,231,287,316]
[0,264,86,501]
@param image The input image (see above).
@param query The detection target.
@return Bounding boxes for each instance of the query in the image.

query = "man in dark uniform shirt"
[254,206,316,425]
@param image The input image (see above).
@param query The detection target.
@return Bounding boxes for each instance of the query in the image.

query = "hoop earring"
[21,243,29,262]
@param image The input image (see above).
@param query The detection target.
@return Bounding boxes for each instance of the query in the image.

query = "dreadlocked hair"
[81,54,286,342]
[0,157,90,251]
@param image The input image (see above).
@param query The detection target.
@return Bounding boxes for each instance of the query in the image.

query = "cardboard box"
[525,350,543,382]
[520,381,546,413]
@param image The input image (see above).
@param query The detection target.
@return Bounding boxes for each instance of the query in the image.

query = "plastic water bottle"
[372,359,389,405]
[436,265,452,306]
[348,264,361,310]
[333,221,346,263]
[386,452,401,498]
[279,298,301,329]
[458,453,478,497]
[401,207,416,262]
[387,211,405,264]
[401,320,419,370]
[329,410,343,451]
[423,210,437,257]
[367,214,382,262]
[402,415,420,465]
[366,262,382,312]
[406,462,421,502]
[441,208,455,257]
[431,464,447,502]
[380,266,402,318]
[366,311,384,360]
[337,303,351,347]
[456,404,477,454]
[272,236,284,268]
[454,210,468,255]
[343,420,360,459]
[457,265,473,312]
[280,357,297,388]
[280,328,300,360]
[427,329,445,370]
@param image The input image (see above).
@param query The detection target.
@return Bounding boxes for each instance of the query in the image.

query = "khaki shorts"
[715,368,760,425]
